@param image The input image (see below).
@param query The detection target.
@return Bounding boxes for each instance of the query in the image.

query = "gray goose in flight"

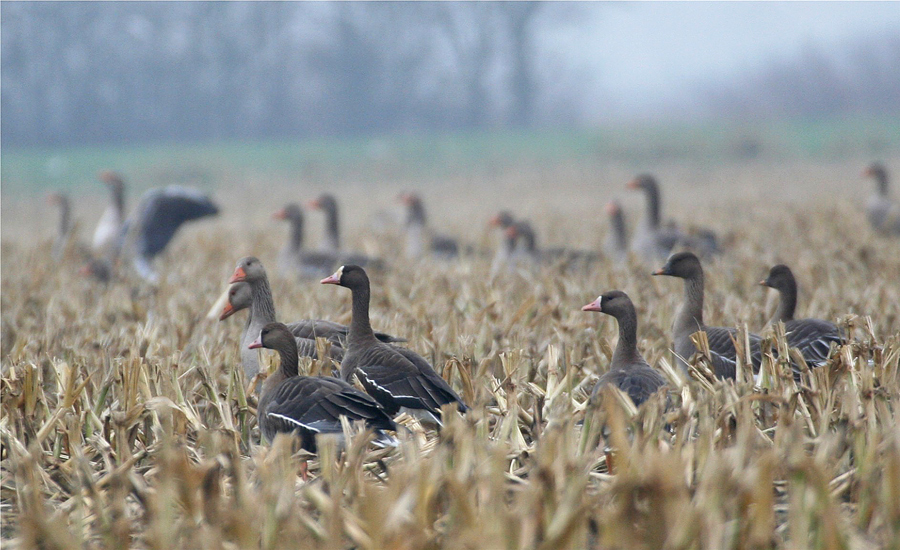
[582,290,666,406]
[863,162,900,235]
[759,264,843,367]
[321,265,467,425]
[653,252,762,379]
[249,322,396,451]
[87,171,219,283]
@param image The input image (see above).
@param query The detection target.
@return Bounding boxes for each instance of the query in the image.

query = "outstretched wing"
[132,186,218,259]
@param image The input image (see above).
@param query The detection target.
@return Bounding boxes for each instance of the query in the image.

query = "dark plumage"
[250,322,396,451]
[760,264,843,366]
[582,291,666,406]
[321,265,467,424]
[91,173,218,283]
[653,252,762,379]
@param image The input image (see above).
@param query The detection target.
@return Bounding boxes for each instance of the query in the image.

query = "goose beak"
[320,270,341,285]
[219,302,236,321]
[758,279,768,287]
[651,267,666,276]
[582,299,602,312]
[229,266,247,284]
[272,208,287,220]
[248,336,263,349]
[626,178,641,190]
[306,199,321,209]
[505,226,518,238]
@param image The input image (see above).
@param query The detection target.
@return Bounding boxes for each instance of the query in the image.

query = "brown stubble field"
[2,155,900,549]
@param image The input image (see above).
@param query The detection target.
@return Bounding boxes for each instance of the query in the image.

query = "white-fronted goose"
[226,257,344,380]
[398,192,460,259]
[321,265,468,424]
[603,200,628,264]
[272,203,341,278]
[760,264,843,366]
[653,251,762,379]
[220,280,404,348]
[249,322,396,451]
[582,291,666,406]
[863,163,900,235]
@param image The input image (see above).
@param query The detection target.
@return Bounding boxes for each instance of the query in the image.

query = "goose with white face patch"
[321,264,468,426]
[759,264,843,368]
[653,251,762,379]
[249,322,396,451]
[582,290,666,406]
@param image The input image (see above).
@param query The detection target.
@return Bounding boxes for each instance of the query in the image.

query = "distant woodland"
[2,2,898,147]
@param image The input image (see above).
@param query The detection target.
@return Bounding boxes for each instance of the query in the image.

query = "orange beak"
[219,302,236,321]
[272,208,287,220]
[505,225,518,239]
[320,271,341,285]
[488,214,503,227]
[605,201,620,215]
[306,199,321,210]
[582,299,602,312]
[758,279,768,287]
[626,178,641,190]
[248,336,263,349]
[229,266,247,284]
[651,268,666,276]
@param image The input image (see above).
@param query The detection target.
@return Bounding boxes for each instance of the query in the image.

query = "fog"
[2,1,899,147]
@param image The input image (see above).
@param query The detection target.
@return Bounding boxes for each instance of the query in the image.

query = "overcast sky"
[552,1,900,121]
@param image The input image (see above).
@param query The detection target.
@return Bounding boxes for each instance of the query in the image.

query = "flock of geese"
[44,162,898,455]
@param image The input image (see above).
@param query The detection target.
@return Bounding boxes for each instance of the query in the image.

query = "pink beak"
[248,336,263,349]
[582,299,602,312]
[320,271,341,285]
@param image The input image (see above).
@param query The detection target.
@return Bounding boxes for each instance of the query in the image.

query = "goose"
[653,252,761,379]
[250,322,396,451]
[321,265,467,425]
[398,192,460,259]
[759,264,843,367]
[863,162,900,235]
[272,203,341,279]
[582,291,666,406]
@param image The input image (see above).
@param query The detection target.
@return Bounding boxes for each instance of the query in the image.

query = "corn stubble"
[3,168,900,550]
